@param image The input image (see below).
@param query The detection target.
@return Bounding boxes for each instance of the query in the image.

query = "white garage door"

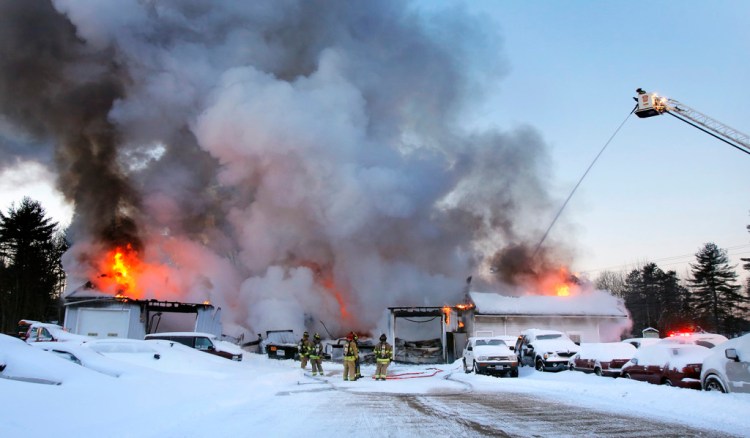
[77,308,131,338]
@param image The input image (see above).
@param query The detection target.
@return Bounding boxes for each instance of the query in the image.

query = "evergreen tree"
[0,198,68,334]
[688,242,745,335]
[622,263,691,336]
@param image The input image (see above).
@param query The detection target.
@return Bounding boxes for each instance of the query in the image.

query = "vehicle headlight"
[543,353,549,360]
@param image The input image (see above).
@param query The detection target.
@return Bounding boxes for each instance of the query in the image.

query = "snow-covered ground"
[1,334,748,437]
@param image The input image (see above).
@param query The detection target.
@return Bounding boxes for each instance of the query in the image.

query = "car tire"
[704,376,726,393]
[594,367,602,377]
[472,361,479,375]
[510,367,519,378]
[535,358,544,372]
[463,359,470,374]
[663,379,674,387]
[624,373,632,379]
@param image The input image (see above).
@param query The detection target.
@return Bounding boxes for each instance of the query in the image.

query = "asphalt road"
[289,373,738,437]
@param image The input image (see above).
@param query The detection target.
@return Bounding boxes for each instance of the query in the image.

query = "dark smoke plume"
[0,0,579,337]
[0,0,141,250]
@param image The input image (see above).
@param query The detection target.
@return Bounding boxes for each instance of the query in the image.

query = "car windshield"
[537,334,562,340]
[486,340,506,346]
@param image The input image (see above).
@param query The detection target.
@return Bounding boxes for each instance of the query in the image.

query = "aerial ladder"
[634,88,750,156]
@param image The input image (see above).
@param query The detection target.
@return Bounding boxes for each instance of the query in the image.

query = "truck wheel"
[463,359,470,374]
[594,367,602,377]
[535,359,544,372]
[704,376,726,393]
[472,361,479,374]
[510,367,519,378]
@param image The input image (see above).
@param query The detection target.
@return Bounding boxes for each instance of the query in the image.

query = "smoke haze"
[0,0,580,337]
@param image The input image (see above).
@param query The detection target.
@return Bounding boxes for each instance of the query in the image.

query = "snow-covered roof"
[469,290,628,317]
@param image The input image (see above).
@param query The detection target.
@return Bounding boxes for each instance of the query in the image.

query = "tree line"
[2,197,749,338]
[596,239,750,338]
[0,198,68,334]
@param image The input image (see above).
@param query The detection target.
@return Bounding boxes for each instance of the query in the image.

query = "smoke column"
[0,0,577,337]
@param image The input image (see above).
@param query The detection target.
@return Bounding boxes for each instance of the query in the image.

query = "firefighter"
[310,333,324,376]
[298,331,312,369]
[374,333,393,381]
[353,332,362,380]
[342,332,358,381]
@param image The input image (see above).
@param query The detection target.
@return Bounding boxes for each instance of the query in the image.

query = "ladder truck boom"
[634,88,750,155]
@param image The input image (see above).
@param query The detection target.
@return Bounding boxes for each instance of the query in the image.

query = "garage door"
[77,308,131,338]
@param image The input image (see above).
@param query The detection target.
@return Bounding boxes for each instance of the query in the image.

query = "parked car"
[621,343,712,389]
[515,329,580,372]
[621,337,661,349]
[145,332,243,361]
[570,342,637,377]
[22,320,90,343]
[701,333,750,393]
[659,332,728,349]
[494,335,518,353]
[462,337,518,377]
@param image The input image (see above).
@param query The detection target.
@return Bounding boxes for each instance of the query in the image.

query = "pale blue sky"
[448,0,750,280]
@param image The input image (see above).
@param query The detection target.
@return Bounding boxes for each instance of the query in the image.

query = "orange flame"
[314,266,350,320]
[98,244,143,298]
[555,284,570,297]
[535,266,578,297]
[442,306,451,325]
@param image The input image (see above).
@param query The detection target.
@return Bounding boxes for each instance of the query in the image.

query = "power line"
[579,246,750,275]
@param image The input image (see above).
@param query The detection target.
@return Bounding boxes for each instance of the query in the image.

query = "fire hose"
[372,367,444,380]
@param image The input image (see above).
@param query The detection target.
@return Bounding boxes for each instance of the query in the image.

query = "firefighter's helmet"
[314,333,320,340]
[303,331,309,338]
[380,334,386,342]
[346,333,353,341]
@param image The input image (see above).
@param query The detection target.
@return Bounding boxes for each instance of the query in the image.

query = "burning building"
[1,1,584,340]
[464,290,630,344]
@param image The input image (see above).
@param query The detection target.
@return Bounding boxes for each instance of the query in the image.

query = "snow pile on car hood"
[532,338,579,354]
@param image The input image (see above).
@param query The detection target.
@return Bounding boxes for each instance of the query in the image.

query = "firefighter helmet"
[346,333,353,341]
[303,331,309,338]
[314,333,320,340]
[379,334,386,342]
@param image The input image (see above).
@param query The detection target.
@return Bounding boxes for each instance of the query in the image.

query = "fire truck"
[634,88,750,155]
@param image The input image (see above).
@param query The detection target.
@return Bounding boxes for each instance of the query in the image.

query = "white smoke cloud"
[29,0,573,338]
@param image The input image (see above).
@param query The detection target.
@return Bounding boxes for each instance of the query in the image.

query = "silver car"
[701,333,750,393]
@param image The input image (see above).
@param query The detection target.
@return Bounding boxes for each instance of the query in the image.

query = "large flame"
[534,266,579,297]
[97,244,143,298]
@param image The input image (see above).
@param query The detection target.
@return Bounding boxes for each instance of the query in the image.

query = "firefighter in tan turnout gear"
[298,331,312,369]
[343,332,358,381]
[309,333,324,376]
[374,333,393,381]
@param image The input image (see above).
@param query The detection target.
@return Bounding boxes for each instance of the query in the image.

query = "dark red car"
[620,343,712,389]
[569,342,636,377]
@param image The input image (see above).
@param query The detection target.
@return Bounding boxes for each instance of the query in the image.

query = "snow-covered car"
[515,329,579,372]
[569,342,637,377]
[621,337,661,349]
[22,320,91,343]
[495,335,518,352]
[145,332,243,361]
[621,343,712,389]
[701,333,750,393]
[462,337,518,377]
[659,332,728,349]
